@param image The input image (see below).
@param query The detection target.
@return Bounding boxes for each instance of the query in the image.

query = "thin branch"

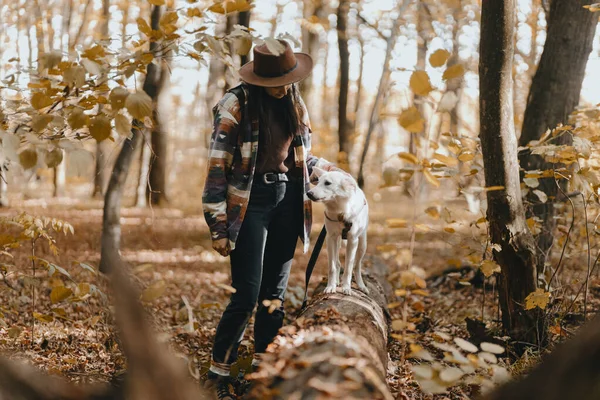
[356,13,387,40]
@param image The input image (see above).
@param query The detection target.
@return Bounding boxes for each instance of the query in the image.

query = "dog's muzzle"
[306,191,319,201]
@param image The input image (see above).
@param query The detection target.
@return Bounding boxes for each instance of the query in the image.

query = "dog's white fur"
[307,168,369,296]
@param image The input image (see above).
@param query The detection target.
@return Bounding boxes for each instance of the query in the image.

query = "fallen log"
[246,255,395,399]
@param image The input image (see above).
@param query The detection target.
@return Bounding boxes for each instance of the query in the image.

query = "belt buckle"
[263,173,274,184]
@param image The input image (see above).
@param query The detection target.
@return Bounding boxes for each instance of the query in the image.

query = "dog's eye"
[324,181,331,186]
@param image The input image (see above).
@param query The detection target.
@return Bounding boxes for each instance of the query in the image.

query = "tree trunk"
[100,5,164,272]
[238,8,251,66]
[352,36,365,128]
[247,256,394,400]
[45,0,54,52]
[69,0,93,50]
[447,0,463,136]
[134,136,150,207]
[356,1,407,188]
[336,0,351,172]
[479,0,545,346]
[92,0,111,199]
[147,88,168,205]
[300,0,324,100]
[32,0,45,61]
[0,173,7,207]
[518,0,598,275]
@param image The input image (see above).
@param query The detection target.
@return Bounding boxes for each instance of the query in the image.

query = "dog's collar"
[324,199,366,239]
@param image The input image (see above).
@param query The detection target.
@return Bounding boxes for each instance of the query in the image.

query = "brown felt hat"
[238,39,313,88]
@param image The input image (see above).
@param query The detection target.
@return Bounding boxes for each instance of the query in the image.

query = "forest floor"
[0,191,598,399]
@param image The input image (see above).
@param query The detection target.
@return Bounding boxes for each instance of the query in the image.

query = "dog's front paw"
[323,285,337,294]
[341,284,352,295]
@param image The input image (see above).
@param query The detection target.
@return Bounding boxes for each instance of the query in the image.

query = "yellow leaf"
[433,152,458,167]
[443,64,465,80]
[148,0,165,4]
[386,218,407,228]
[480,260,501,278]
[67,108,88,130]
[137,18,152,37]
[33,312,54,323]
[19,149,38,170]
[412,289,429,296]
[31,92,53,110]
[50,286,73,303]
[109,87,129,111]
[125,91,153,120]
[423,169,440,187]
[78,282,91,297]
[187,7,203,17]
[62,66,86,88]
[398,152,419,164]
[45,149,63,168]
[524,288,550,310]
[457,151,475,162]
[160,11,179,28]
[376,244,397,252]
[429,49,451,67]
[233,36,252,56]
[216,283,237,293]
[409,70,434,96]
[89,115,112,142]
[425,206,440,219]
[484,186,505,192]
[141,280,167,302]
[81,45,106,60]
[208,0,253,14]
[114,114,132,137]
[444,227,455,233]
[31,114,53,132]
[398,106,425,133]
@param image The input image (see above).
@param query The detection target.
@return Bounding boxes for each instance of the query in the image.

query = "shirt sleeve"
[202,92,241,241]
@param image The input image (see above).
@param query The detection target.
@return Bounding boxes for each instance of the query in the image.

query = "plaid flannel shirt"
[202,84,338,253]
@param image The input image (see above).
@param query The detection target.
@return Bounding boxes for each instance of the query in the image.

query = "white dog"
[307,168,369,296]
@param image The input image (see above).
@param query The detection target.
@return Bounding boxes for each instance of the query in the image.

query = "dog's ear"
[341,175,357,193]
[310,167,327,183]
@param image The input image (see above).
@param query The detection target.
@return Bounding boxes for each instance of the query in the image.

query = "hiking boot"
[204,371,236,400]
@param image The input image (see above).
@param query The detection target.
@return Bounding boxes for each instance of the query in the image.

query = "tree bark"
[518,0,598,275]
[147,86,168,205]
[479,0,545,346]
[336,0,351,172]
[100,5,164,272]
[247,255,394,399]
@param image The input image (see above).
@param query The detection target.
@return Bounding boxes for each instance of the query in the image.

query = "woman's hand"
[212,238,231,257]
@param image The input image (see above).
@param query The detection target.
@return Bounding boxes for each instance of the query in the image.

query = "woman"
[202,40,340,398]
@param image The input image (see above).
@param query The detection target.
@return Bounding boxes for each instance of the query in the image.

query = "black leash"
[300,226,327,310]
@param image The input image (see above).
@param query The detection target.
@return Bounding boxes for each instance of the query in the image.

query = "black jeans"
[212,178,302,364]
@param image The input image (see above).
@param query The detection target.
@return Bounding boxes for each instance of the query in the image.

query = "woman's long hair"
[247,83,305,140]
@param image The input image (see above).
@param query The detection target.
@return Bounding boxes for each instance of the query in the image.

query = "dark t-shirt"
[255,95,298,175]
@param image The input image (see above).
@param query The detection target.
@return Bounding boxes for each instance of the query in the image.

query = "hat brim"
[238,53,313,88]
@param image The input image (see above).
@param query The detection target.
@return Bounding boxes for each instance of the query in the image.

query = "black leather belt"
[261,172,289,184]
